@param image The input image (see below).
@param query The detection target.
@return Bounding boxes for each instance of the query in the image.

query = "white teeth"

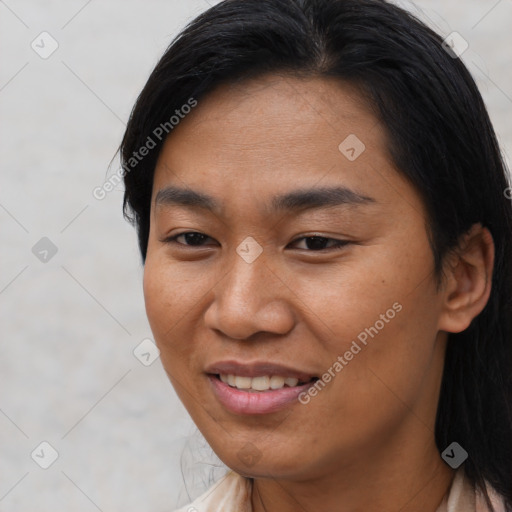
[235,376,252,389]
[270,375,285,389]
[284,377,299,387]
[219,374,307,391]
[251,376,270,391]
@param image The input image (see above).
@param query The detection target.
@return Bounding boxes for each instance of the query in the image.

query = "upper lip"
[205,360,318,382]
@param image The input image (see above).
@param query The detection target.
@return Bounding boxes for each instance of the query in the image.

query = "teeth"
[270,375,285,389]
[284,377,299,387]
[251,376,270,391]
[235,376,252,389]
[218,374,306,391]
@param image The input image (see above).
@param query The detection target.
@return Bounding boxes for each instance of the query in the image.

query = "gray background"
[0,1,510,511]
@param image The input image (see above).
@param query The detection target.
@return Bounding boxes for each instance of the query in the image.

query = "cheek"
[143,251,205,329]
[325,301,439,456]
[143,255,171,339]
[142,256,197,415]
[292,247,413,343]
[142,255,193,362]
[302,241,440,402]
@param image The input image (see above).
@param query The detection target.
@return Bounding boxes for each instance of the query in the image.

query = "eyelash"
[160,231,350,252]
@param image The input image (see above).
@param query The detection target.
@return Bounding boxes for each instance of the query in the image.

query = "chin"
[224,450,308,480]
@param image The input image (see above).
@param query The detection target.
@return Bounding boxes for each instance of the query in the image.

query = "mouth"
[204,360,321,414]
[210,373,319,392]
[206,372,321,415]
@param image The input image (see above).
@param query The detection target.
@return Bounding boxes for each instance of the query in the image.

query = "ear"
[437,223,495,334]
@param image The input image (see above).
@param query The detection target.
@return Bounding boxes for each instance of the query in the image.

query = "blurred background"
[0,0,510,510]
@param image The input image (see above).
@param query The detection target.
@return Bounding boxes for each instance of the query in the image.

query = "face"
[143,74,449,480]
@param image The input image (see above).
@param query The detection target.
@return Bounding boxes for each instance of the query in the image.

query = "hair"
[118,0,512,508]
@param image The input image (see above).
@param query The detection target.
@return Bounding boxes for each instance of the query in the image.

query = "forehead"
[151,74,421,219]
[168,74,379,147]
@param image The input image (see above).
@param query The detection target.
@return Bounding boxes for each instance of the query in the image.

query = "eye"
[288,235,350,251]
[161,231,216,247]
[160,232,350,252]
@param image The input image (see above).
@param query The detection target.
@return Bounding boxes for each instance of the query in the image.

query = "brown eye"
[161,231,216,247]
[289,236,350,251]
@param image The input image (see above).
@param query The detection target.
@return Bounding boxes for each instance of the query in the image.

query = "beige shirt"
[173,465,508,512]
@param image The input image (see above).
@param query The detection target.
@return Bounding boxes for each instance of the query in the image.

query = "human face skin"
[144,74,456,511]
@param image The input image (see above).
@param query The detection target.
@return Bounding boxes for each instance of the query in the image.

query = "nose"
[203,250,295,340]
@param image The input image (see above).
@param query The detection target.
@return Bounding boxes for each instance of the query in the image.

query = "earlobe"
[437,224,495,334]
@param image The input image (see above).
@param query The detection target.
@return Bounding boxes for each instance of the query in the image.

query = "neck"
[251,438,456,512]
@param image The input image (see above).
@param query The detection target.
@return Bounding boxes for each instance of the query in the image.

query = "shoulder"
[476,479,509,512]
[438,465,509,512]
[172,470,253,512]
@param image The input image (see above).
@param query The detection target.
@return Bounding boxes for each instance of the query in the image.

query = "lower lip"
[208,374,316,415]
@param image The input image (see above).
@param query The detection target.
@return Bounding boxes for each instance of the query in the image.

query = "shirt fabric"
[172,464,508,512]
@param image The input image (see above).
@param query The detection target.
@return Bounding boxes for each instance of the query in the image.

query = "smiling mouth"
[212,373,319,392]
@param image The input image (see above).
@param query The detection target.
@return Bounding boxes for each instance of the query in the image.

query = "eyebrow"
[154,185,376,216]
